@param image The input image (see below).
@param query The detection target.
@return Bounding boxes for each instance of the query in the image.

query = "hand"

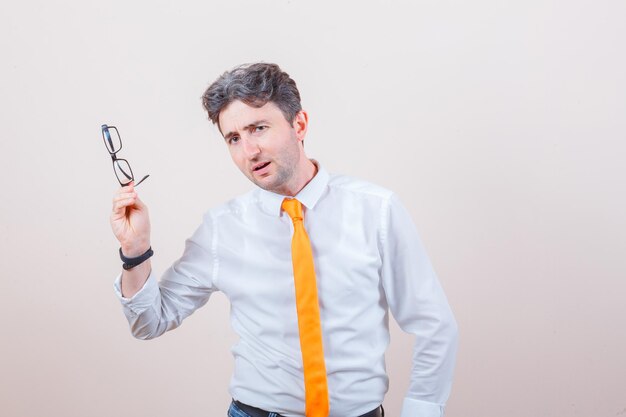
[110,181,151,257]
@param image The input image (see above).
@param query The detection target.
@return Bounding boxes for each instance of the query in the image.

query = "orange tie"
[282,198,329,417]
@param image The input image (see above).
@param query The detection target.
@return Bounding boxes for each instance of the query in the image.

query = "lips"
[252,161,271,172]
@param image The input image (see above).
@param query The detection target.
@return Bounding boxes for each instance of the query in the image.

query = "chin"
[250,175,274,191]
[248,168,289,194]
[258,178,287,194]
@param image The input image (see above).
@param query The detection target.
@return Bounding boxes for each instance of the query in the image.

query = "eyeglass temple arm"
[134,174,150,186]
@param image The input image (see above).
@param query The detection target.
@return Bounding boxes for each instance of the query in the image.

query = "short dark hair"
[202,62,302,131]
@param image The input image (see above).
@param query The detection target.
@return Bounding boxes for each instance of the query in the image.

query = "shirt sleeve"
[112,211,218,340]
[379,194,458,417]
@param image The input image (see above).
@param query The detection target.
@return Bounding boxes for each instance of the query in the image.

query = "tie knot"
[282,198,303,222]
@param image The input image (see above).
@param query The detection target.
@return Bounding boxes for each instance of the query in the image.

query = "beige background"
[1,1,624,416]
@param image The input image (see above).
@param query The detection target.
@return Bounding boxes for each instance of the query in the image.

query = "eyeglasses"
[101,124,149,186]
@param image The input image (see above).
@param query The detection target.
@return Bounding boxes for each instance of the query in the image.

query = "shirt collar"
[257,159,329,217]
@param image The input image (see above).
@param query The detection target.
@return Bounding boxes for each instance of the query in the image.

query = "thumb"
[134,194,147,210]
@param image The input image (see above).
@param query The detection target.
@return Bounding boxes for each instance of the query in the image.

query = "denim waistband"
[231,400,384,417]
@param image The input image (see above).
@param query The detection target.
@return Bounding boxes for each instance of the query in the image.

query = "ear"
[292,110,308,144]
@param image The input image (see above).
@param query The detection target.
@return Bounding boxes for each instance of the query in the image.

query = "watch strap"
[119,246,154,270]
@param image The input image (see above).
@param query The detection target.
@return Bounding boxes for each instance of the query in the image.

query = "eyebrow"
[223,120,270,140]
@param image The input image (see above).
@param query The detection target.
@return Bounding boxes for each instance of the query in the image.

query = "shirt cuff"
[399,397,445,417]
[113,271,159,318]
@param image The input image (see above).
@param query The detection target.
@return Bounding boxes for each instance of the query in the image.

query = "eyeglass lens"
[113,159,134,185]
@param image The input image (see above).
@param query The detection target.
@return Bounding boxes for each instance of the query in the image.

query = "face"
[218,100,308,195]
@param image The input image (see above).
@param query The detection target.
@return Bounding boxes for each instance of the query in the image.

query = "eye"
[228,136,240,144]
[254,126,267,132]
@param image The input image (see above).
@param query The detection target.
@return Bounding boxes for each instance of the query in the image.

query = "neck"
[282,158,317,197]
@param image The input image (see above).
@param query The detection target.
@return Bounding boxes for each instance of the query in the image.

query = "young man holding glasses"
[109,62,458,417]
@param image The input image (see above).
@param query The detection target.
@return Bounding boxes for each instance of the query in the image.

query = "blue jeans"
[227,400,384,417]
[227,401,282,417]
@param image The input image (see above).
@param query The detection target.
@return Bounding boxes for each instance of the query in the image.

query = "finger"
[115,183,135,196]
[112,194,137,210]
[120,182,135,192]
[113,192,138,203]
[112,197,137,214]
[133,194,146,209]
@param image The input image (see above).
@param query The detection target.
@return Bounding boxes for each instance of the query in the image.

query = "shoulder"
[202,189,259,221]
[327,172,395,202]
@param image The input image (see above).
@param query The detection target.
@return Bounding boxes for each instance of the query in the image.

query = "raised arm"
[109,182,217,339]
[110,181,152,298]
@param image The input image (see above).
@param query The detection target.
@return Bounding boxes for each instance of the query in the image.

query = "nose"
[242,135,261,159]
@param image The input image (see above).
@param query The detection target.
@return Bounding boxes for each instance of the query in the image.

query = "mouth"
[252,161,271,172]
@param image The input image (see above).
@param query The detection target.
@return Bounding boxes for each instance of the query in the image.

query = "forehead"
[218,100,287,132]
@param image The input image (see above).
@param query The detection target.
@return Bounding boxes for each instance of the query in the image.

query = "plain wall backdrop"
[1,1,624,416]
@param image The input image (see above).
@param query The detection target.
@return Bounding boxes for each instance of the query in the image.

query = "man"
[110,63,458,417]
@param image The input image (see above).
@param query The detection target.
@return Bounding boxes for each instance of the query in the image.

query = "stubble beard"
[251,137,301,195]
[251,158,297,195]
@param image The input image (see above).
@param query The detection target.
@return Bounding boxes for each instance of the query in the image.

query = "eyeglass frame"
[101,124,149,187]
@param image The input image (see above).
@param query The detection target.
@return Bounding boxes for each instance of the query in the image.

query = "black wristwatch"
[119,246,154,270]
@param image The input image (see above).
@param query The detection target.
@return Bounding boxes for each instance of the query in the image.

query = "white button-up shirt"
[114,162,458,417]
